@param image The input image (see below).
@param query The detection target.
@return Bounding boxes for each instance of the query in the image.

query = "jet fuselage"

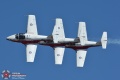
[7,33,101,50]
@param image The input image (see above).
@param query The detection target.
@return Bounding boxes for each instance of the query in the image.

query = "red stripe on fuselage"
[11,40,101,50]
[12,40,41,44]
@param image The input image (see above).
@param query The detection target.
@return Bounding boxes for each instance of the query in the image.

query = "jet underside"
[6,15,107,67]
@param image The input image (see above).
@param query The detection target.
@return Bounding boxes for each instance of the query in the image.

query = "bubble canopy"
[15,33,25,39]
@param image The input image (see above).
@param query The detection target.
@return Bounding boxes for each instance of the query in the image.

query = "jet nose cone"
[7,35,15,40]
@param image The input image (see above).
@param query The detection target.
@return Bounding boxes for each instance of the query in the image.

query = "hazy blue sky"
[0,0,120,80]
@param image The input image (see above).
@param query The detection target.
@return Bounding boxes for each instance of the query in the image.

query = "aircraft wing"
[76,49,87,67]
[26,44,37,62]
[27,15,38,35]
[54,47,65,64]
[78,22,88,45]
[52,18,65,43]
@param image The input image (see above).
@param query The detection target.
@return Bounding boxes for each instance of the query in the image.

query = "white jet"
[7,15,107,67]
[7,15,78,64]
[63,22,107,67]
[7,15,53,62]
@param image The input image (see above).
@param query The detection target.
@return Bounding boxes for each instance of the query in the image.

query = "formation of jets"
[7,15,107,67]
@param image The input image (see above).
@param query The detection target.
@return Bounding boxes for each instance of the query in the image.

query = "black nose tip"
[6,38,10,40]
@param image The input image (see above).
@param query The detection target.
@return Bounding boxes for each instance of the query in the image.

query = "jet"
[7,15,107,67]
[50,21,107,67]
[6,15,79,64]
[64,22,107,67]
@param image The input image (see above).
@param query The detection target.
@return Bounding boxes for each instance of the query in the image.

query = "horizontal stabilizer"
[101,32,107,49]
[54,47,65,65]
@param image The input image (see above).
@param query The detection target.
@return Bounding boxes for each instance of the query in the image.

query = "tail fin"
[52,18,65,43]
[78,22,88,45]
[101,32,107,49]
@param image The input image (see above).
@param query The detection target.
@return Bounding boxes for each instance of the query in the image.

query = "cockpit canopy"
[15,33,25,39]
